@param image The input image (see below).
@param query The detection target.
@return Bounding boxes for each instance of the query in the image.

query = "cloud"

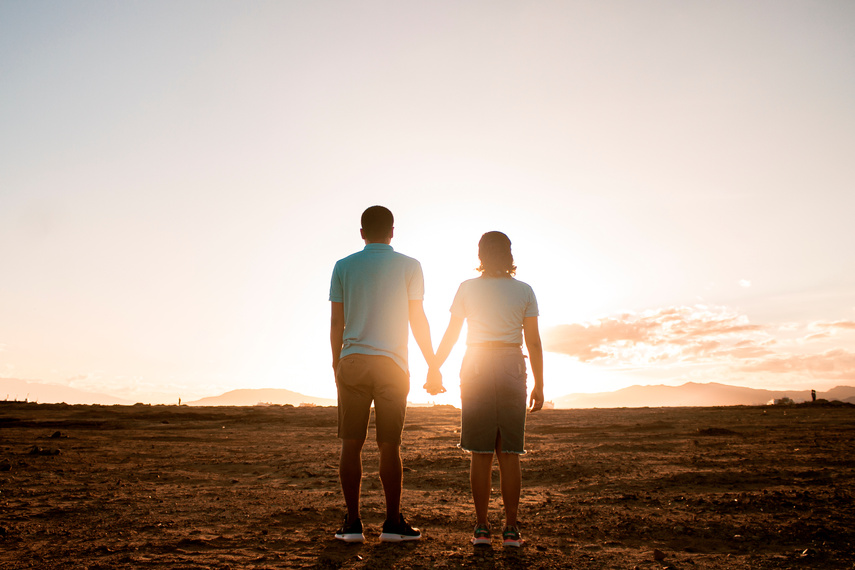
[803,332,830,342]
[739,349,855,381]
[800,320,855,343]
[544,306,854,384]
[739,279,752,288]
[544,305,772,367]
[813,320,855,331]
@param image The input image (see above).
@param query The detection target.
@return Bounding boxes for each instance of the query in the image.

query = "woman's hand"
[529,385,544,412]
[424,367,446,396]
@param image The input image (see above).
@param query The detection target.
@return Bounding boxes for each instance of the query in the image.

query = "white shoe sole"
[379,532,421,542]
[335,533,365,543]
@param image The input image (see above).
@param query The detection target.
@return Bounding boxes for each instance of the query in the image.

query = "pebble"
[28,446,61,456]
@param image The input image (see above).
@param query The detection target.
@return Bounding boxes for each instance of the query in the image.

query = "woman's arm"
[435,314,464,369]
[424,314,464,395]
[523,316,544,412]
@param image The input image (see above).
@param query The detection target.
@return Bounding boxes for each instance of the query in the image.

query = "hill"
[186,388,336,407]
[553,382,855,408]
[0,378,133,406]
[823,386,855,402]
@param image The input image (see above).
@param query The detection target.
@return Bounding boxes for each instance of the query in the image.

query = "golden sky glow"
[1,1,854,404]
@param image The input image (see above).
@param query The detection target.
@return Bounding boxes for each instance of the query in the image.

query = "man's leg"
[470,452,494,525]
[340,438,365,523]
[336,355,373,523]
[372,356,410,522]
[378,441,402,522]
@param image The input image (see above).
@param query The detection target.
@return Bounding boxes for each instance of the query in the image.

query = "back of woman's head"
[477,231,516,277]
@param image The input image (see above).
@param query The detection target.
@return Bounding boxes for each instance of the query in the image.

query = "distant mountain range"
[186,388,336,407]
[0,379,336,408]
[0,378,134,406]
[553,382,855,408]
[3,378,853,409]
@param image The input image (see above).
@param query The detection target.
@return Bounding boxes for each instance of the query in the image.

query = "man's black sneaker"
[379,514,421,542]
[334,514,364,543]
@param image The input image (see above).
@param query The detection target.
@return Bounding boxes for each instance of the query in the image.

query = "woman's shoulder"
[508,277,535,289]
[453,277,480,295]
[508,278,537,300]
[465,276,536,296]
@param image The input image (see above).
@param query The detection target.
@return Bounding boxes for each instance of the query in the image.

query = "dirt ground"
[1,401,854,569]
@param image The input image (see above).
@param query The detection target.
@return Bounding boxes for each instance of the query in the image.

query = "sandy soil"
[1,401,854,569]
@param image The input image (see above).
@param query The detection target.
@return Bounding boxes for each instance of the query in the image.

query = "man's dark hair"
[361,206,394,241]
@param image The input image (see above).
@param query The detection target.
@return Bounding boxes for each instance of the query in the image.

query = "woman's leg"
[495,436,521,527]
[470,452,494,525]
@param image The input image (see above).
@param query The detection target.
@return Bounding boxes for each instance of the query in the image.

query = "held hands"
[423,367,446,396]
[528,385,545,413]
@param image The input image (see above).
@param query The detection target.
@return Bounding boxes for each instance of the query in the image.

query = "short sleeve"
[407,260,425,301]
[524,285,539,318]
[329,262,343,303]
[449,283,466,317]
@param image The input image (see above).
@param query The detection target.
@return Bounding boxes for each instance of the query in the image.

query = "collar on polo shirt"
[363,243,393,251]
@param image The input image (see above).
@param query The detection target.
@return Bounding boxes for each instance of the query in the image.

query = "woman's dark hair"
[361,205,394,241]
[477,231,516,277]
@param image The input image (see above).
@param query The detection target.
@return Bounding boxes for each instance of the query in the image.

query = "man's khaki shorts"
[335,354,410,445]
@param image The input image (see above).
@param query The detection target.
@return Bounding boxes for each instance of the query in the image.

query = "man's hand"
[528,385,544,413]
[423,367,446,396]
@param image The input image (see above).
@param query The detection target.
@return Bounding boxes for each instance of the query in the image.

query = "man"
[329,205,441,543]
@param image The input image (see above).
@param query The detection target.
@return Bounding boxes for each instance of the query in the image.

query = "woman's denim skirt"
[459,346,528,454]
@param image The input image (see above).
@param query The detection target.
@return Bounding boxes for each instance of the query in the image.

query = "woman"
[426,231,544,548]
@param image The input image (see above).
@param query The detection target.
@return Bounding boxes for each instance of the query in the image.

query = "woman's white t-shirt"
[450,276,539,345]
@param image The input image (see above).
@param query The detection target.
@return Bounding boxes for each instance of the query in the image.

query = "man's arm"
[408,300,435,367]
[330,302,344,372]
[523,316,544,412]
[409,299,445,395]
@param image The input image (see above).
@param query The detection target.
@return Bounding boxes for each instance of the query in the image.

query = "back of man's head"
[361,206,394,242]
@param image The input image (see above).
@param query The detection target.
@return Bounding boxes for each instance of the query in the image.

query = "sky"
[2,1,854,405]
